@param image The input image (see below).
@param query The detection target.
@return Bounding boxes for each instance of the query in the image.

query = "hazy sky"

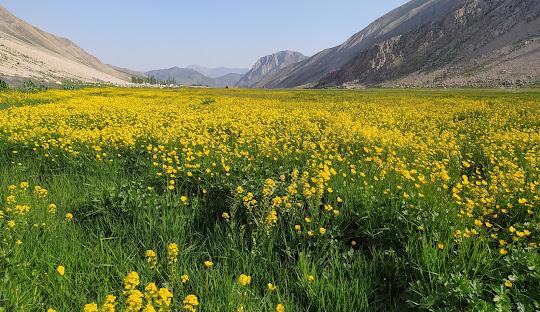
[2,1,410,71]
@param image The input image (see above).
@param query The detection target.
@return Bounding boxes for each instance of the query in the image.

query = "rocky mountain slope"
[255,0,467,88]
[144,67,242,87]
[235,51,307,88]
[0,4,130,85]
[317,0,540,88]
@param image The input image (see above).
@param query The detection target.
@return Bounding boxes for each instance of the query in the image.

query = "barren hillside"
[0,5,131,85]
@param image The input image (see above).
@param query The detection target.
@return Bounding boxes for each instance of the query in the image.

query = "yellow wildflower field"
[0,87,539,311]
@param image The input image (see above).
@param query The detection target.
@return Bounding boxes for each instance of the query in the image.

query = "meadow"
[0,87,539,311]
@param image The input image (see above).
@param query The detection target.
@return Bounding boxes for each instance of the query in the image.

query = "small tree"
[0,79,9,90]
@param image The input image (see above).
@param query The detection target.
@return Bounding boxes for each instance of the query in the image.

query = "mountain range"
[144,67,244,87]
[316,0,540,88]
[257,0,540,88]
[1,1,538,89]
[185,65,249,78]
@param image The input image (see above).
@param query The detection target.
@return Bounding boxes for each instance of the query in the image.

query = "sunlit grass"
[0,87,539,311]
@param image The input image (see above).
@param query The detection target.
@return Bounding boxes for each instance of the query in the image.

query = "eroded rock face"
[256,0,468,88]
[317,0,540,88]
[235,51,307,88]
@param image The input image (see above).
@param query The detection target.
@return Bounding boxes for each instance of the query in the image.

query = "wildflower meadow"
[0,87,539,311]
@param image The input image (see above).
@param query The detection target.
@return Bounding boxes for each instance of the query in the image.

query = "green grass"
[0,88,539,311]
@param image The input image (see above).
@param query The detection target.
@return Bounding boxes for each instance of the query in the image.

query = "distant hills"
[186,65,249,78]
[0,4,130,85]
[144,67,244,87]
[235,51,308,88]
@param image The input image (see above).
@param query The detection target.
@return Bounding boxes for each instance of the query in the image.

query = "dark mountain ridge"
[316,0,540,88]
[255,0,467,88]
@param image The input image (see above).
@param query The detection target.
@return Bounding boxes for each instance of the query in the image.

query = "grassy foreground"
[0,87,539,311]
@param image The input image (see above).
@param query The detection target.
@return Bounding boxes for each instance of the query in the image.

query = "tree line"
[131,76,180,85]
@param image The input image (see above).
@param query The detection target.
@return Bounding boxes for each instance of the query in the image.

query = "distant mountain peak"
[235,51,308,88]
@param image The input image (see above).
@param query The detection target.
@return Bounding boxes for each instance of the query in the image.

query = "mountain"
[144,67,242,87]
[317,0,540,88]
[186,65,249,78]
[0,4,130,85]
[235,51,308,88]
[255,0,468,88]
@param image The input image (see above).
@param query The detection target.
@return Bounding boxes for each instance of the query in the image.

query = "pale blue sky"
[2,1,410,71]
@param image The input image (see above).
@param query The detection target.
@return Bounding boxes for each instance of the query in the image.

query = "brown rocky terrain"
[255,0,467,88]
[0,5,131,85]
[317,0,540,88]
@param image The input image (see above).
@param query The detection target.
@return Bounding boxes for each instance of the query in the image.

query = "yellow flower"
[84,303,99,312]
[509,226,516,233]
[222,212,230,219]
[505,280,512,288]
[276,304,285,312]
[183,294,199,306]
[307,275,314,281]
[16,240,22,245]
[351,241,357,246]
[307,231,313,236]
[145,282,157,294]
[47,309,57,312]
[238,274,251,286]
[57,266,65,276]
[126,290,143,311]
[295,225,301,230]
[204,261,213,268]
[524,230,531,236]
[101,295,117,312]
[7,220,15,227]
[124,271,140,290]
[418,226,424,231]
[65,213,73,221]
[181,274,189,283]
[268,283,277,291]
[168,243,179,265]
[337,197,343,202]
[155,288,173,307]
[304,217,311,223]
[438,244,444,250]
[142,304,156,312]
[319,227,326,234]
